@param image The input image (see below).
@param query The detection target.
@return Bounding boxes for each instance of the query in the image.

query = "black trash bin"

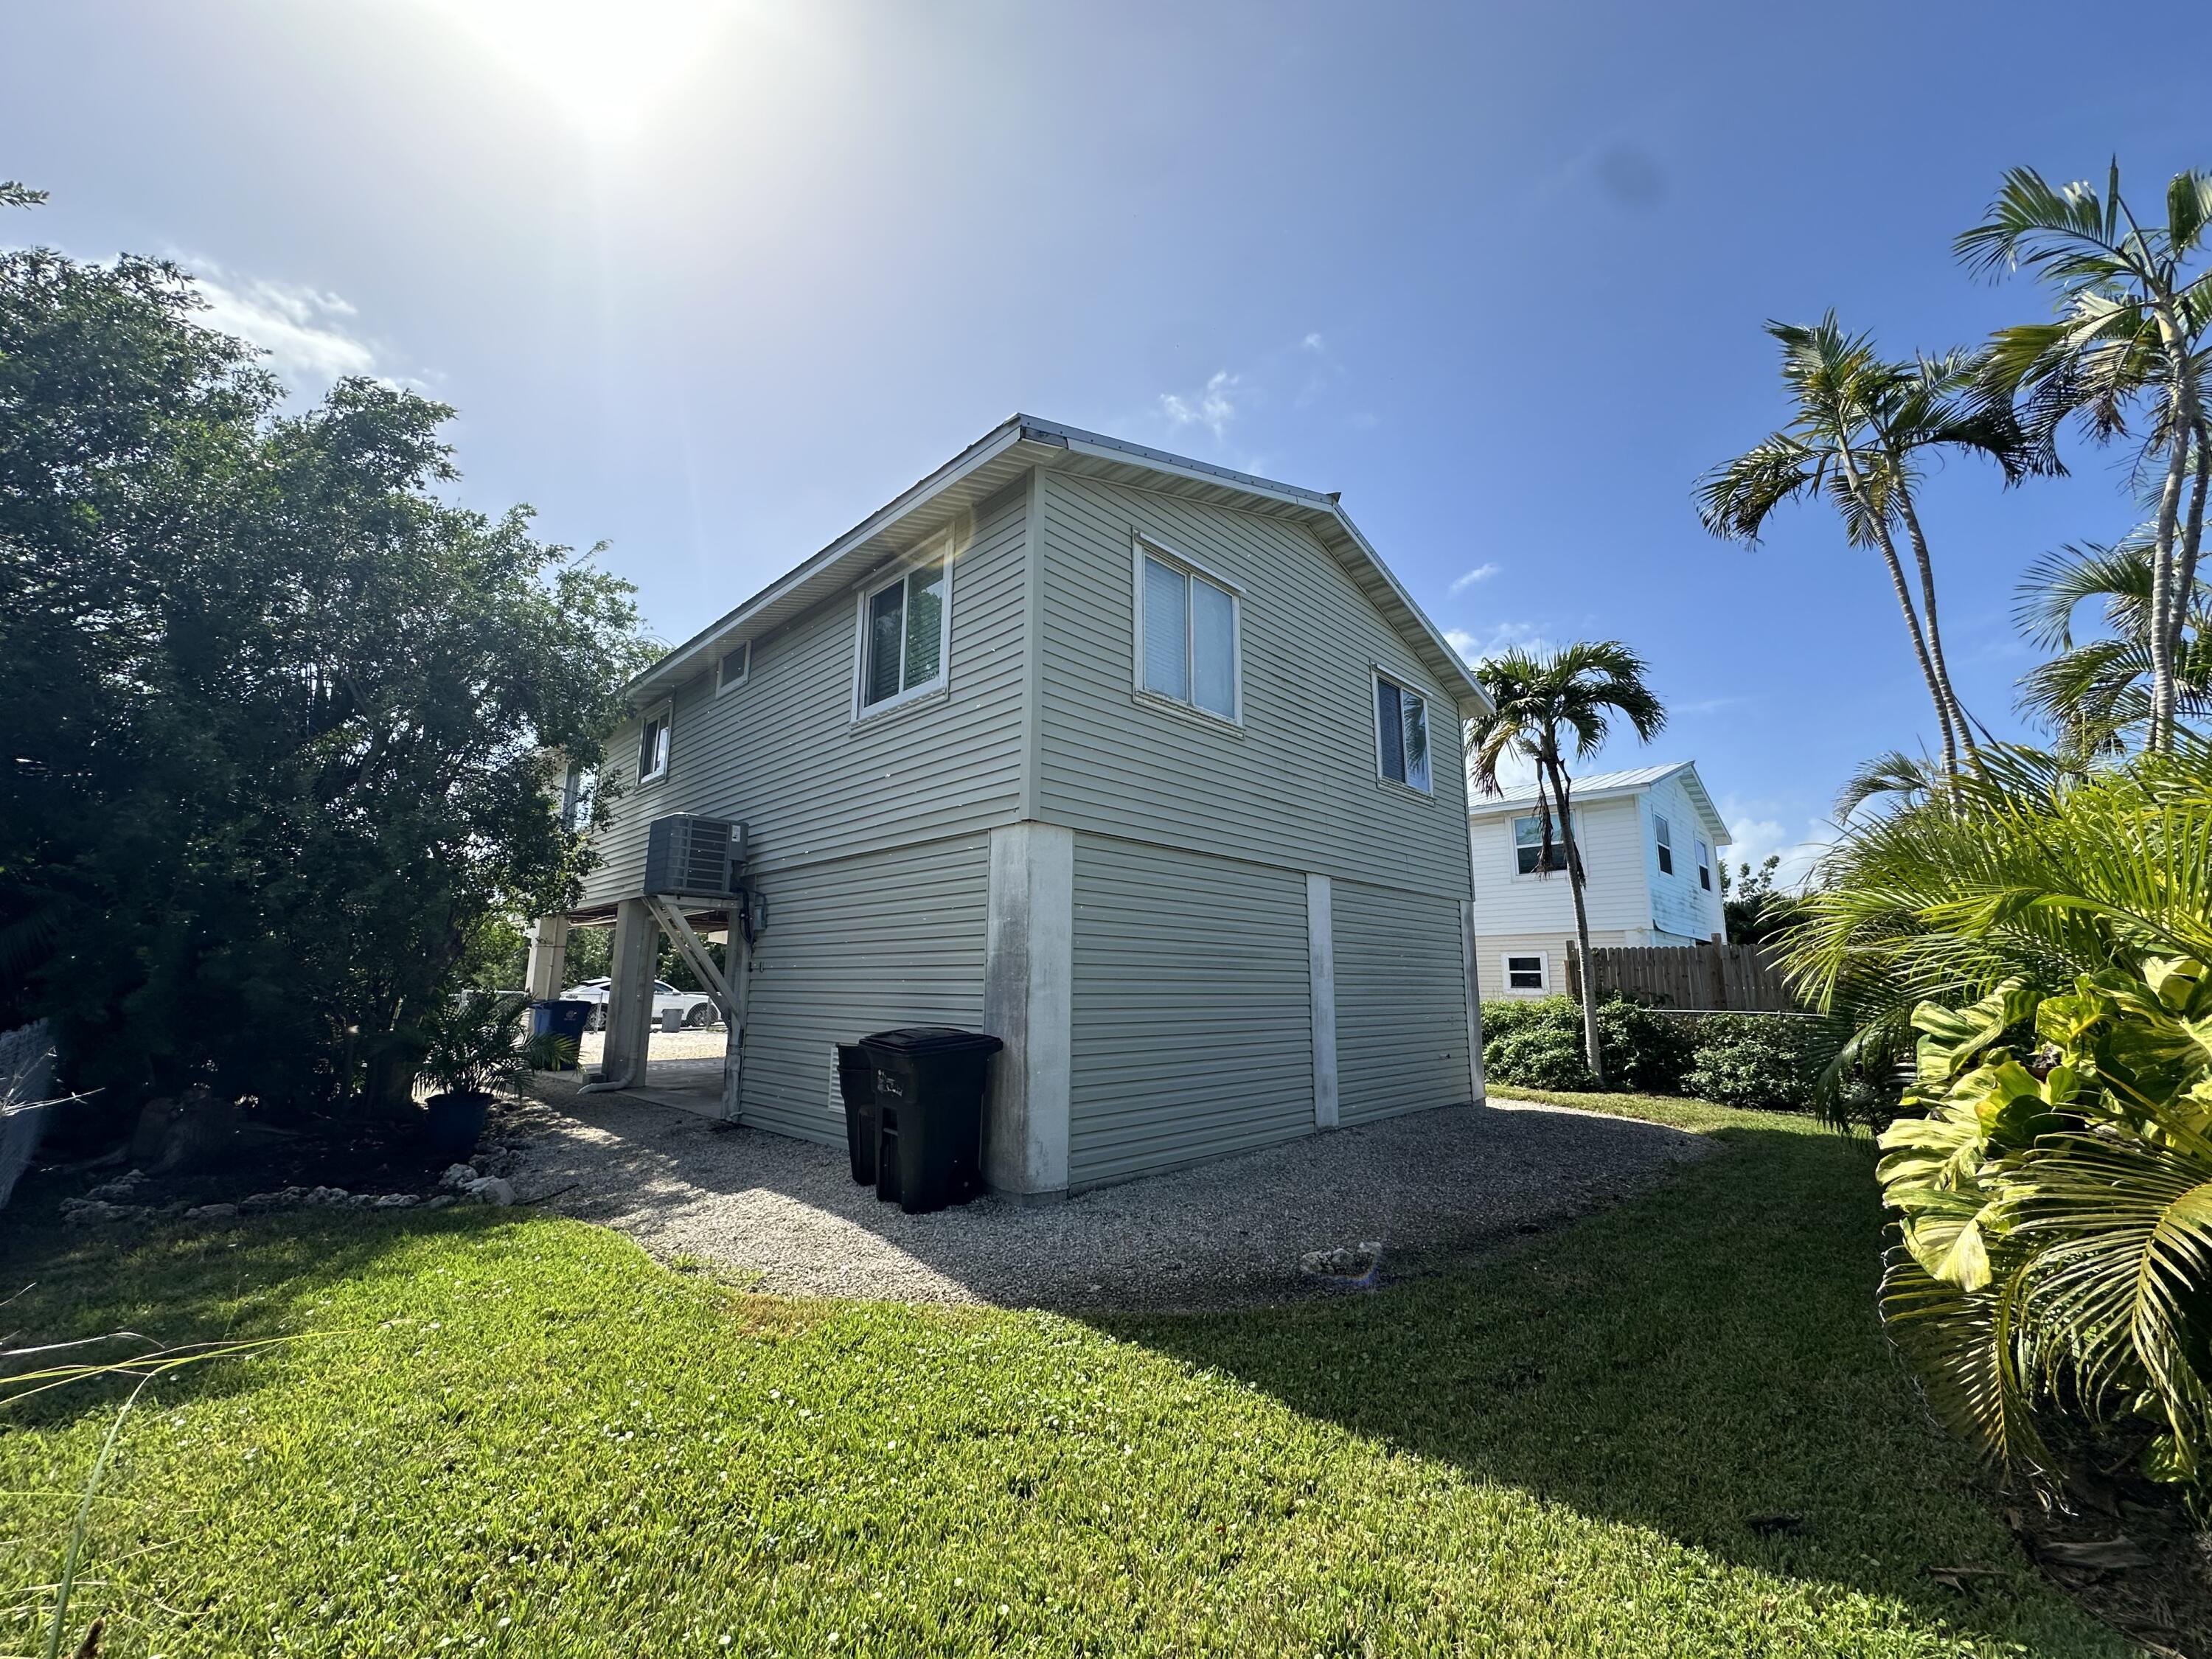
[858,1026,1004,1214]
[835,1043,878,1185]
[529,999,593,1071]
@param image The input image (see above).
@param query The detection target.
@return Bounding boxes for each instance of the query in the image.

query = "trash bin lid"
[860,1026,1004,1058]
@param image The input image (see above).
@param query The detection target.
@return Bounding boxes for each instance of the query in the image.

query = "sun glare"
[443,0,732,139]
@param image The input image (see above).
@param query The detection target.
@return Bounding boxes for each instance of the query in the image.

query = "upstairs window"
[1696,837,1711,891]
[858,556,948,712]
[1374,674,1431,793]
[637,703,671,784]
[1138,547,1239,721]
[717,640,750,694]
[1655,813,1674,875]
[1512,814,1572,875]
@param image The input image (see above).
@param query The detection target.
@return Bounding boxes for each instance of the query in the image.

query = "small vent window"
[1655,813,1674,876]
[717,641,750,693]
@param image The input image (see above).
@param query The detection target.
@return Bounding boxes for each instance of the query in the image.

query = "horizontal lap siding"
[740,835,990,1147]
[1037,475,1471,900]
[580,481,1029,907]
[1475,930,1633,1000]
[1332,880,1473,1121]
[1068,835,1312,1188]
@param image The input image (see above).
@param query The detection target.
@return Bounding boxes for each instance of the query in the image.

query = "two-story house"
[1466,762,1731,1001]
[529,416,1491,1200]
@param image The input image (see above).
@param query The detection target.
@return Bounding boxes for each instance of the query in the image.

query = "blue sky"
[6,1,2208,879]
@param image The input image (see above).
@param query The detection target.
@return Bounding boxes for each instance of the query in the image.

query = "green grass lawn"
[0,1097,2126,1658]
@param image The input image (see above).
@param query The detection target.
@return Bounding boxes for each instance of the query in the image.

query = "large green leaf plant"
[1879,964,2212,1487]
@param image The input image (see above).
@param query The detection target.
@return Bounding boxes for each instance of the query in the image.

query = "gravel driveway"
[507,1088,1710,1312]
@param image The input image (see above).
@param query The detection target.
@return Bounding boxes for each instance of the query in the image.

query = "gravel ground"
[506,1085,1710,1312]
[574,1027,729,1064]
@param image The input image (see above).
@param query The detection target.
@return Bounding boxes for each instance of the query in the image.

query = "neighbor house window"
[1512,814,1572,875]
[1696,838,1711,891]
[716,640,750,694]
[637,704,671,784]
[1137,546,1239,721]
[1655,813,1674,875]
[1504,953,1547,992]
[858,555,949,712]
[561,762,598,831]
[1374,674,1431,792]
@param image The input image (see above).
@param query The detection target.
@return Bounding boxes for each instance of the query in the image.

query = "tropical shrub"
[1681,1015,1833,1113]
[1878,969,2212,1487]
[1482,997,1597,1091]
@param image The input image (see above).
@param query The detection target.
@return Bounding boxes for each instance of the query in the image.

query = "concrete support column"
[1306,874,1338,1129]
[1461,899,1487,1105]
[524,915,571,1001]
[599,897,657,1086]
[981,822,1072,1199]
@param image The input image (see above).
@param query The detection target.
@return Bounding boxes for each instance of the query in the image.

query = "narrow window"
[717,640,750,693]
[561,762,598,830]
[1513,814,1571,875]
[1655,813,1674,875]
[1505,953,1547,992]
[1696,837,1711,891]
[1138,551,1239,720]
[859,557,948,711]
[637,706,671,783]
[1374,675,1431,792]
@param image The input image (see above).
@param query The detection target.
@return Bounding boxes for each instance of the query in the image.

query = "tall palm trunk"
[2145,302,2202,750]
[1545,757,1604,1086]
[1890,484,1978,763]
[1833,442,1961,777]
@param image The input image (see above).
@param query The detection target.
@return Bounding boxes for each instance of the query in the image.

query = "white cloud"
[1158,370,1241,440]
[1447,563,1500,594]
[1301,331,1325,352]
[1720,804,1830,891]
[1449,619,1556,663]
[189,263,383,389]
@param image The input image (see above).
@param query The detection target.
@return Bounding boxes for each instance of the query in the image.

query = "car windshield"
[655,981,677,995]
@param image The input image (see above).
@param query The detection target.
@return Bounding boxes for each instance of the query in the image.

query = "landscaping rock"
[86,1169,148,1203]
[438,1163,480,1191]
[372,1193,418,1208]
[184,1203,239,1221]
[302,1186,349,1206]
[1298,1242,1383,1281]
[60,1198,142,1226]
[464,1176,515,1206]
[425,1194,458,1210]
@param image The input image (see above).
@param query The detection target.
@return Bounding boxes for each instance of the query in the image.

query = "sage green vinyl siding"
[1067,834,1312,1188]
[1036,473,1472,900]
[579,481,1029,907]
[1332,880,1475,1123]
[738,833,990,1147]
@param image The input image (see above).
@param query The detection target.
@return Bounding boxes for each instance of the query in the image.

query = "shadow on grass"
[0,1206,505,1430]
[1090,1116,2084,1648]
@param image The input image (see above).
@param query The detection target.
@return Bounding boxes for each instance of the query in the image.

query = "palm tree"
[1699,316,2034,779]
[1468,642,1666,1085]
[1959,161,2212,750]
[2013,529,2212,751]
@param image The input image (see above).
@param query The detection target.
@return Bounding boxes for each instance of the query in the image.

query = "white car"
[559,978,718,1031]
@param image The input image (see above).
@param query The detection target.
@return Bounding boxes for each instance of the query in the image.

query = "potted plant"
[415,991,535,1159]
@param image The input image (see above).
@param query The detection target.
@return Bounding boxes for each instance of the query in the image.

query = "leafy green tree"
[1699,316,2034,779]
[0,187,647,1115]
[1468,642,1666,1085]
[1960,162,2212,751]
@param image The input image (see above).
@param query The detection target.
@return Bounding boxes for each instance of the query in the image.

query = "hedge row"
[1480,994,1843,1113]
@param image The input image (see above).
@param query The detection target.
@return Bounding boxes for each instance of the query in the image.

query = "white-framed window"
[1696,837,1711,891]
[636,701,672,785]
[1655,813,1674,876]
[854,549,950,716]
[1503,952,1548,992]
[716,640,751,695]
[1373,672,1432,793]
[1512,813,1572,875]
[1134,539,1241,723]
[561,761,598,831]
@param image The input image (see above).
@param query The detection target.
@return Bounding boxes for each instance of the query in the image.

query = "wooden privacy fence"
[1562,937,1799,1013]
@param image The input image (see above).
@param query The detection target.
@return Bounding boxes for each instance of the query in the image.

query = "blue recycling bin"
[530,999,592,1070]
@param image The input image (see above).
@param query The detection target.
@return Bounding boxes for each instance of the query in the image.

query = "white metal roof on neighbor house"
[1469,760,1732,845]
[624,414,1493,717]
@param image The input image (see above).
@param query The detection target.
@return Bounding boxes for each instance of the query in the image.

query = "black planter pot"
[422,1091,493,1160]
